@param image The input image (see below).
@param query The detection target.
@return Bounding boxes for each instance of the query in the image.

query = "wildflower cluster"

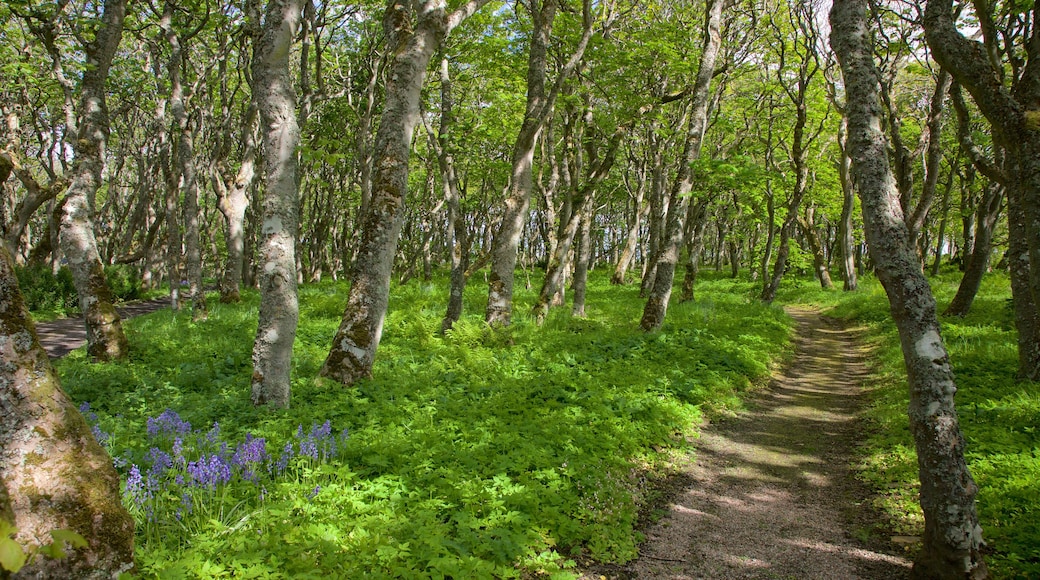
[82,406,350,537]
[78,402,111,446]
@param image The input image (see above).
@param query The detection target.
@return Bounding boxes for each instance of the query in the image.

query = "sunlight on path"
[624,308,912,580]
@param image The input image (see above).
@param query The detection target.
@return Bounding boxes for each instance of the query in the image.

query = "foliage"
[57,271,791,578]
[780,272,1040,578]
[15,264,143,320]
[15,264,78,319]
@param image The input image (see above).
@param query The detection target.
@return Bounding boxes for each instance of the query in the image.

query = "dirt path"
[611,307,912,579]
[34,298,170,358]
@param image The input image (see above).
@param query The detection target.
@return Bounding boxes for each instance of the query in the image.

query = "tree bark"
[831,2,988,577]
[923,0,1040,382]
[837,118,858,290]
[321,0,490,384]
[485,0,595,326]
[571,195,594,317]
[680,200,709,302]
[944,182,1002,317]
[250,0,304,408]
[801,205,834,289]
[434,57,469,333]
[58,0,129,362]
[215,106,258,304]
[0,244,135,578]
[639,0,723,331]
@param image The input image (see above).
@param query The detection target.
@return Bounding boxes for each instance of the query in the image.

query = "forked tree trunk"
[0,244,135,579]
[831,2,988,577]
[59,0,129,362]
[215,106,258,303]
[321,0,490,385]
[801,205,834,289]
[250,0,304,408]
[485,0,595,326]
[640,0,723,331]
[679,200,709,303]
[435,57,469,333]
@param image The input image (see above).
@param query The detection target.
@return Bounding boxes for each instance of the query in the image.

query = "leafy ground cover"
[778,272,1040,579]
[55,271,791,578]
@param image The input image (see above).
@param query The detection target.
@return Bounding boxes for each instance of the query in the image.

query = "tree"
[830,0,988,577]
[639,0,724,331]
[0,244,134,578]
[14,0,132,361]
[320,0,492,385]
[922,0,1040,380]
[485,0,596,326]
[249,0,305,408]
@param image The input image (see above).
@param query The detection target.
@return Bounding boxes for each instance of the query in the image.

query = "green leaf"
[50,528,89,549]
[0,535,27,573]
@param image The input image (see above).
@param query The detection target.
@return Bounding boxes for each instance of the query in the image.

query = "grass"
[777,269,1040,579]
[55,270,792,578]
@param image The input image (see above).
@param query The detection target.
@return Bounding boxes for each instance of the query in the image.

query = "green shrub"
[104,264,142,301]
[15,264,77,317]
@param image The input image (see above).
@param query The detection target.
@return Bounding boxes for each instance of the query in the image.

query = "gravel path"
[34,297,170,358]
[598,307,912,579]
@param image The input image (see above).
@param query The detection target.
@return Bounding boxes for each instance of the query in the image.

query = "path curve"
[612,307,912,579]
[35,298,170,358]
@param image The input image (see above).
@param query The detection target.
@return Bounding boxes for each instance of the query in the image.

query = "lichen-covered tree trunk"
[0,244,135,579]
[1005,177,1040,379]
[321,0,490,384]
[830,2,988,577]
[639,137,667,297]
[611,165,648,285]
[59,0,129,362]
[215,106,257,304]
[639,0,723,331]
[250,0,303,408]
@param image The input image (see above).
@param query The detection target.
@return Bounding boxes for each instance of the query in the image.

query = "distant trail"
[595,307,912,579]
[35,298,169,358]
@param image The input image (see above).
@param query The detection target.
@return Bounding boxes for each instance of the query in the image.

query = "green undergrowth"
[779,271,1040,578]
[55,270,791,579]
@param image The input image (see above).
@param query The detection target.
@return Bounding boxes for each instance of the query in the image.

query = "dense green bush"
[15,264,77,317]
[16,263,143,319]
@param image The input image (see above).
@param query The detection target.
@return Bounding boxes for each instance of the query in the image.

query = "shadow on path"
[615,307,912,579]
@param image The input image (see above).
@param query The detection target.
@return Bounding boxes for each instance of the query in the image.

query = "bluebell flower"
[147,409,192,439]
[187,454,232,489]
[309,485,321,499]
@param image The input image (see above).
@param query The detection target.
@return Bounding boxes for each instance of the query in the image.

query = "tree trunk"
[831,3,988,578]
[801,205,834,289]
[571,195,593,317]
[639,134,667,297]
[435,57,469,333]
[485,0,594,326]
[161,2,207,321]
[0,244,135,579]
[944,182,1002,317]
[1006,175,1040,379]
[923,0,1040,384]
[640,0,723,331]
[680,200,709,302]
[837,118,859,290]
[322,0,490,384]
[59,0,129,362]
[611,162,649,285]
[250,0,304,408]
[215,105,258,304]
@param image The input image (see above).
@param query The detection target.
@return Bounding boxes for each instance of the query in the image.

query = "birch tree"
[250,0,304,407]
[320,0,492,385]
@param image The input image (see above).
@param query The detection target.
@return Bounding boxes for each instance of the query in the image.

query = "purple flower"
[147,409,192,439]
[78,402,98,423]
[232,434,267,481]
[146,448,174,479]
[187,454,232,489]
[206,422,221,445]
[309,485,321,499]
[91,424,111,446]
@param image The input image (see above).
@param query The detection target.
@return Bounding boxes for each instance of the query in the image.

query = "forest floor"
[586,307,914,579]
[35,297,169,358]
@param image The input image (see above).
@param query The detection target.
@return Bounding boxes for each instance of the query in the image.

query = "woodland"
[0,0,1039,578]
